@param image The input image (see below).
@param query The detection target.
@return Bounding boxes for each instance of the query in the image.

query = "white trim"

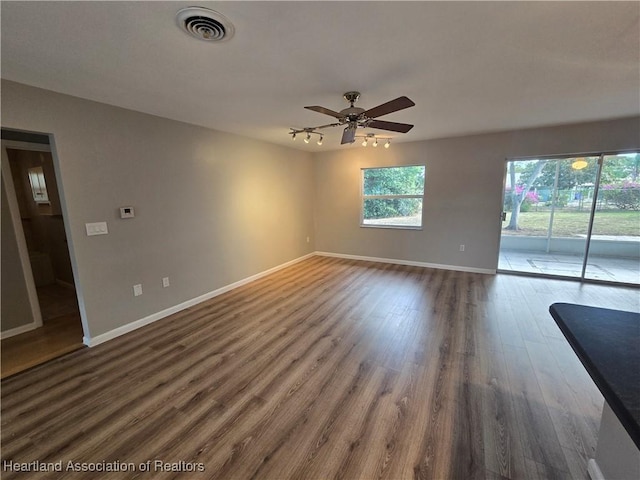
[315,251,496,275]
[0,321,39,340]
[1,142,44,329]
[360,224,423,231]
[587,459,605,480]
[0,140,51,152]
[83,252,316,347]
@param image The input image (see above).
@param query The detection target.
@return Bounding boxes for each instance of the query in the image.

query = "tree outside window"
[361,165,425,228]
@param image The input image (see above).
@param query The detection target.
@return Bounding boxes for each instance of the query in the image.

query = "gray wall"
[1,80,315,339]
[2,78,638,341]
[314,117,640,271]
[1,174,33,331]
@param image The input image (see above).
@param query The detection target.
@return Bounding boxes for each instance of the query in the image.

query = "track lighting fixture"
[288,129,392,148]
[353,134,392,149]
[289,128,324,145]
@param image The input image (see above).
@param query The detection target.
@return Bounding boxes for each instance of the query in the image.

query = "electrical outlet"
[162,277,170,288]
[459,244,465,252]
[119,206,135,218]
[133,284,143,296]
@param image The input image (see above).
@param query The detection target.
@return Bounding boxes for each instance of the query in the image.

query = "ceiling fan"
[290,91,415,145]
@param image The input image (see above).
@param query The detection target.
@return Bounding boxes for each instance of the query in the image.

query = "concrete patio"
[498,248,640,285]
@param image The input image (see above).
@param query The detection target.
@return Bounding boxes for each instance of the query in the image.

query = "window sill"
[360,224,423,231]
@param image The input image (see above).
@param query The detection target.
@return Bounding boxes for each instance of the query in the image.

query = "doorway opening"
[1,131,85,378]
[498,152,640,286]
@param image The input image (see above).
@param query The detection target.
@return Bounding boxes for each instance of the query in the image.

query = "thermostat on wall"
[119,206,135,219]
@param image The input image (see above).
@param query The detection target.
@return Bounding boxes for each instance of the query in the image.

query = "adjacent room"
[1,2,638,479]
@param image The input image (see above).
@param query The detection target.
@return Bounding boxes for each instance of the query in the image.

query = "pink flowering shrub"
[504,186,540,211]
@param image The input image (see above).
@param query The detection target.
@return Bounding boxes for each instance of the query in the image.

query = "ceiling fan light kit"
[289,92,415,146]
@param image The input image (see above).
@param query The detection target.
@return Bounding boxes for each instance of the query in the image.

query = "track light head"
[304,133,311,143]
[354,135,391,148]
[292,133,296,140]
[317,135,323,146]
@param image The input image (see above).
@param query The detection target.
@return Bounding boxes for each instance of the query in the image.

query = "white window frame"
[360,165,425,230]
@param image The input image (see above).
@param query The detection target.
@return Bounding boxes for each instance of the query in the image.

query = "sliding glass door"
[499,152,639,285]
[584,153,640,284]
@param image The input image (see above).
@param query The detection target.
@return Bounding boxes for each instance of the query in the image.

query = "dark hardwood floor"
[1,256,638,479]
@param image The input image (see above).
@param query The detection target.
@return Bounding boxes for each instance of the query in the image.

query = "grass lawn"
[502,209,640,237]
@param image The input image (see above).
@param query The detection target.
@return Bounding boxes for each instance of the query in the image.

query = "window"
[361,165,425,228]
[27,166,50,204]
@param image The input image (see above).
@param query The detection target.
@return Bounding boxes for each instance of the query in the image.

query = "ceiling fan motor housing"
[340,106,366,121]
[343,91,361,105]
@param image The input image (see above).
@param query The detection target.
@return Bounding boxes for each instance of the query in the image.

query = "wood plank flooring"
[0,313,84,379]
[1,284,84,379]
[1,256,638,479]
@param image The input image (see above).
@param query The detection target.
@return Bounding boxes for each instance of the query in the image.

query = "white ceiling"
[2,1,639,151]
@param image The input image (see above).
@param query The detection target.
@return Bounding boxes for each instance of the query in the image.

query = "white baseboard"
[1,321,39,340]
[83,252,316,347]
[315,251,496,275]
[587,459,604,480]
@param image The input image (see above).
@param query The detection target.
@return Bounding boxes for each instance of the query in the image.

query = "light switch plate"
[86,222,108,236]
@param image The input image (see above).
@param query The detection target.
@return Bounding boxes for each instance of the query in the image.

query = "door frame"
[1,140,48,336]
[497,149,639,285]
[1,136,89,340]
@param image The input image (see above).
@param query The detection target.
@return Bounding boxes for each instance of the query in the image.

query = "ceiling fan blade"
[367,120,414,133]
[341,125,357,144]
[363,96,415,119]
[305,106,344,119]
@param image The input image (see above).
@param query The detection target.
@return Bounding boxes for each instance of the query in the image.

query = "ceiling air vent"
[176,7,235,42]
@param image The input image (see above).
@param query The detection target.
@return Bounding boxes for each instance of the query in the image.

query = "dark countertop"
[549,303,640,450]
